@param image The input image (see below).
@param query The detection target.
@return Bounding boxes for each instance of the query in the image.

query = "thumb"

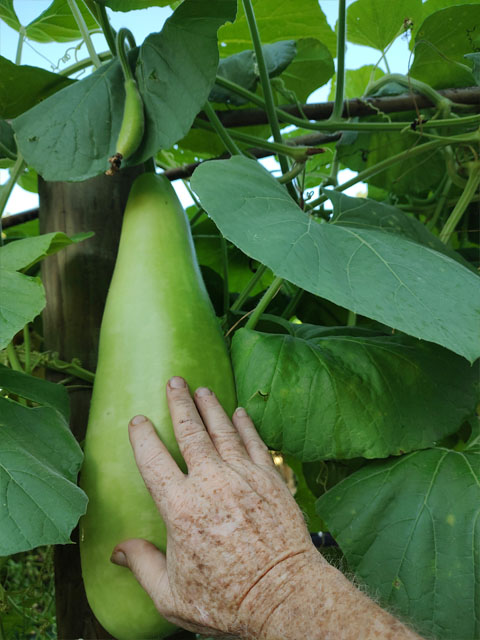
[111,538,175,617]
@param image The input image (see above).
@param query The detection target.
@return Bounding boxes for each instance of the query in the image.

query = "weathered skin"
[79,173,236,640]
[112,379,424,640]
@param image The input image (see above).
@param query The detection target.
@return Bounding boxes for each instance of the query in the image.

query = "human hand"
[110,375,323,638]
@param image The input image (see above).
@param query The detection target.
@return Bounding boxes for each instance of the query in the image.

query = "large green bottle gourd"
[79,172,236,640]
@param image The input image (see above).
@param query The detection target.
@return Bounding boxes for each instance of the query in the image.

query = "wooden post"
[39,166,144,640]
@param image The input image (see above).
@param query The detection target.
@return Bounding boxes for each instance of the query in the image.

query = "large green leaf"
[411,0,478,45]
[0,270,45,351]
[0,364,69,420]
[0,120,16,159]
[210,40,297,105]
[410,4,479,88]
[0,56,75,119]
[0,0,20,31]
[14,0,236,181]
[191,157,480,361]
[465,52,480,85]
[13,54,128,181]
[0,232,91,348]
[130,0,237,165]
[0,397,87,556]
[328,190,476,273]
[346,0,423,51]
[24,0,100,43]
[232,327,478,460]
[316,446,480,639]
[0,231,92,271]
[217,0,336,57]
[279,37,334,103]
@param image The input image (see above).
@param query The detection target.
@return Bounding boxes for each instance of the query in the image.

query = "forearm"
[239,551,422,640]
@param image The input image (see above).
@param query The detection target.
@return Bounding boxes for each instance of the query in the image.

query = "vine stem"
[230,264,268,312]
[0,155,26,218]
[439,161,480,244]
[213,76,480,132]
[6,343,23,373]
[366,73,452,117]
[15,29,25,64]
[307,139,446,208]
[245,276,284,330]
[203,102,242,156]
[23,325,31,375]
[329,0,346,122]
[427,177,452,230]
[59,51,112,75]
[189,208,206,227]
[282,287,304,319]
[96,4,117,56]
[278,162,306,184]
[220,236,230,317]
[67,0,101,68]
[241,0,296,197]
[195,118,311,161]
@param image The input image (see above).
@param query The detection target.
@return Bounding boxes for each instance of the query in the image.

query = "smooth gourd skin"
[79,173,236,640]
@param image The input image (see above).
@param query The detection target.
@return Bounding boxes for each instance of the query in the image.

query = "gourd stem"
[439,162,480,244]
[329,0,346,122]
[202,101,242,156]
[116,28,137,82]
[231,264,268,312]
[67,0,101,68]
[144,158,156,173]
[245,276,284,331]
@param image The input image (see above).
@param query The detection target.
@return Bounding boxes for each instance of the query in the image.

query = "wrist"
[237,548,423,640]
[236,547,327,639]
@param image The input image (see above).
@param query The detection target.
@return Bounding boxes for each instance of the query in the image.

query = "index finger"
[128,414,185,513]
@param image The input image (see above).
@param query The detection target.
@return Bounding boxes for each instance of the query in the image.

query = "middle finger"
[166,377,221,470]
[194,387,249,463]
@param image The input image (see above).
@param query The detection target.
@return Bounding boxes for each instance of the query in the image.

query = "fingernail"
[110,550,128,567]
[235,407,247,417]
[196,387,212,397]
[169,376,186,389]
[131,415,147,426]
